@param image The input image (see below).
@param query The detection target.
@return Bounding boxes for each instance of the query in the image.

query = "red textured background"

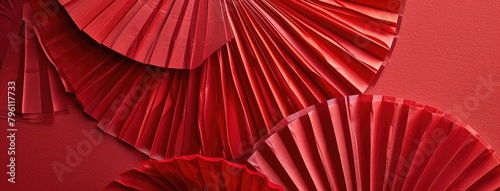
[2,0,500,190]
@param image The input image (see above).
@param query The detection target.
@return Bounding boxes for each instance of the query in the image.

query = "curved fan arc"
[104,155,283,191]
[238,95,500,190]
[57,0,233,69]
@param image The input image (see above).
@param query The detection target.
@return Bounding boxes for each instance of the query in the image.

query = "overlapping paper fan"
[57,0,233,69]
[238,95,500,190]
[0,0,67,123]
[104,155,283,191]
[27,0,403,159]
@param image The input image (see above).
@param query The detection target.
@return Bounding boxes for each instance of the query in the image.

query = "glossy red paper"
[0,0,67,123]
[104,155,283,191]
[26,0,403,159]
[239,95,500,190]
[57,0,233,69]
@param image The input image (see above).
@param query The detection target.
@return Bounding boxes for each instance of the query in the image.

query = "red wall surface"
[368,0,500,153]
[2,0,500,190]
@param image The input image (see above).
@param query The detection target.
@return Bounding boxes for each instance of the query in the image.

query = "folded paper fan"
[28,0,403,159]
[238,95,500,190]
[0,0,67,123]
[104,155,283,191]
[57,0,233,69]
[225,0,403,94]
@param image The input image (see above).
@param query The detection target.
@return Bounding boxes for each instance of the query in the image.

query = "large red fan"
[57,0,233,69]
[27,0,403,159]
[104,155,283,191]
[0,0,67,123]
[239,95,500,190]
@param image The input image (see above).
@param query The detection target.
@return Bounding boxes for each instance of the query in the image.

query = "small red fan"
[27,0,403,159]
[57,0,233,69]
[104,155,283,191]
[239,95,500,190]
[0,0,67,123]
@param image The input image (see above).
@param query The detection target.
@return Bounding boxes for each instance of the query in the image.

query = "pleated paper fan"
[28,0,403,159]
[238,95,500,190]
[0,0,68,123]
[104,155,283,191]
[225,0,403,93]
[57,0,233,69]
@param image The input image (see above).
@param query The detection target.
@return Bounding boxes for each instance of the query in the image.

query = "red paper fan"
[104,155,283,191]
[27,0,403,159]
[0,0,67,123]
[238,95,500,190]
[57,0,233,69]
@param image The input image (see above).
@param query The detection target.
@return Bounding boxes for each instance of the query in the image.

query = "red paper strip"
[104,155,283,191]
[0,0,68,123]
[239,95,500,190]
